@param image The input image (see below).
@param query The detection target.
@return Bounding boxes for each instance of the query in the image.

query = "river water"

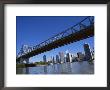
[16,61,94,74]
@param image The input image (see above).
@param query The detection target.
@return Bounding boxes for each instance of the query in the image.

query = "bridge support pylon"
[25,58,29,64]
[17,58,30,64]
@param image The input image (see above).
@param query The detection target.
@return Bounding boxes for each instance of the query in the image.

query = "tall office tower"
[64,55,67,63]
[71,54,74,62]
[43,55,47,63]
[59,52,65,63]
[52,56,55,64]
[56,55,60,63]
[77,52,85,61]
[84,43,92,61]
[66,53,72,62]
[50,56,53,62]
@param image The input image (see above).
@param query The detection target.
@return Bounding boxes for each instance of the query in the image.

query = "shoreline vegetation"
[16,59,94,68]
[16,62,49,68]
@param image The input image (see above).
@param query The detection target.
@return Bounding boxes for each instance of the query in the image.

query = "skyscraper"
[59,52,65,63]
[43,55,47,63]
[52,56,55,64]
[84,43,92,60]
[77,52,85,61]
[66,53,72,62]
[64,55,67,63]
[56,55,60,63]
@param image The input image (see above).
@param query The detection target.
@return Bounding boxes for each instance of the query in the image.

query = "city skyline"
[16,16,94,63]
[29,42,94,63]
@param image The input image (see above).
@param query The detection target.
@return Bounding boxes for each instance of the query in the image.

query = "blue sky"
[16,16,94,63]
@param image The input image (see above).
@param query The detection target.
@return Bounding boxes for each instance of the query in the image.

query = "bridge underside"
[17,25,94,61]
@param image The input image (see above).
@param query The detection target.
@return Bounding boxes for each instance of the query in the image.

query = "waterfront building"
[52,56,55,64]
[77,52,85,61]
[43,55,47,63]
[49,56,53,64]
[64,55,67,63]
[56,55,60,63]
[84,43,92,60]
[59,52,65,63]
[66,53,72,62]
[72,56,77,62]
[71,54,74,62]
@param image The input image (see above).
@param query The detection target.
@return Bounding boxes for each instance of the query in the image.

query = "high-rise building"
[64,55,67,63]
[71,54,74,62]
[77,52,85,61]
[66,53,72,62]
[59,52,65,63]
[84,43,92,60]
[72,56,77,62]
[56,55,60,63]
[43,55,47,63]
[52,56,55,64]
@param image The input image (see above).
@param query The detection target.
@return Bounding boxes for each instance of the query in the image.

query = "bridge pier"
[18,58,30,64]
[19,58,24,64]
[25,58,29,64]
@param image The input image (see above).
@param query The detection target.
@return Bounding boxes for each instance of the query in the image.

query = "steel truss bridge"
[16,16,94,63]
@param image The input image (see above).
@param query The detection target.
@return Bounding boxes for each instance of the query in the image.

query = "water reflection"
[16,61,94,74]
[44,66,47,74]
[26,67,29,74]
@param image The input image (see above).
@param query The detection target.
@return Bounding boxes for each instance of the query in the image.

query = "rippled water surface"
[16,61,94,74]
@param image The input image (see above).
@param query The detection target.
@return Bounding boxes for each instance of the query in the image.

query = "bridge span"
[16,16,94,63]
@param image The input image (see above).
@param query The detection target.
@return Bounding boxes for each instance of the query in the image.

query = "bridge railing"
[17,16,94,58]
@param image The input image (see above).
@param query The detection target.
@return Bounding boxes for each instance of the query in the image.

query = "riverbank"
[16,63,48,68]
[16,63,36,68]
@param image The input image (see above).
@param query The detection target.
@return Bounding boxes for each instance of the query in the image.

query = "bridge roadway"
[16,24,94,61]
